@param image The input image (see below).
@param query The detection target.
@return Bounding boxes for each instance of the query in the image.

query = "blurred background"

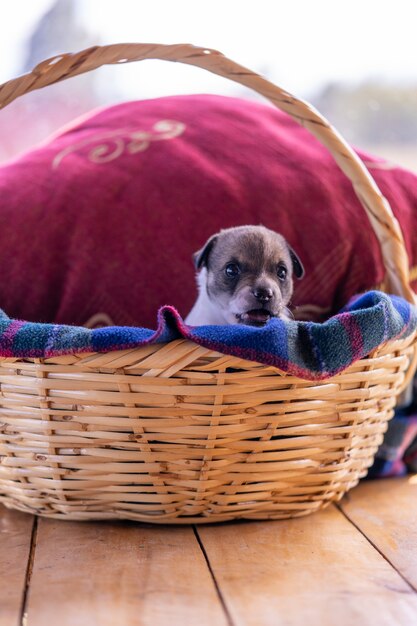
[0,0,416,171]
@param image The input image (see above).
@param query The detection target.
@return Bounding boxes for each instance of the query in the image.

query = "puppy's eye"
[225,263,240,278]
[277,264,287,281]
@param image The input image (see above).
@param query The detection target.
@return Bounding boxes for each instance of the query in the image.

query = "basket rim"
[0,294,416,382]
[1,326,416,388]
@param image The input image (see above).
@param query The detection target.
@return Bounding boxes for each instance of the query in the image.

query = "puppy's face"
[194,225,304,326]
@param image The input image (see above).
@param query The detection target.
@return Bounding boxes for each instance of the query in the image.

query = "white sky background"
[0,0,416,101]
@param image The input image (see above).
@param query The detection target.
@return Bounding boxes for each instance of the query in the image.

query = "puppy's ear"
[193,235,218,270]
[288,246,305,279]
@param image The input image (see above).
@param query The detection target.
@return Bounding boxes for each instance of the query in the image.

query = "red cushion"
[0,94,416,327]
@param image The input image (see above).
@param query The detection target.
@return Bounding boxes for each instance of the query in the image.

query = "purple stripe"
[339,313,364,360]
[45,324,61,356]
[0,320,26,357]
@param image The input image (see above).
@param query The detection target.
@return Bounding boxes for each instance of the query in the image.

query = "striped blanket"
[0,290,415,379]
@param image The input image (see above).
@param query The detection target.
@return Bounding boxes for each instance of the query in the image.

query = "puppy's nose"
[253,287,274,303]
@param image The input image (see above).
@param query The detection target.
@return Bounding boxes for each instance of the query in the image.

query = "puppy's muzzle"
[252,287,273,303]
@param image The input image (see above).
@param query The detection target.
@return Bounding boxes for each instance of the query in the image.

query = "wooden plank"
[198,505,417,626]
[0,505,35,626]
[339,476,417,590]
[25,519,229,626]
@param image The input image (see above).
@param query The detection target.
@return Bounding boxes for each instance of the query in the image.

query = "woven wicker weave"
[0,43,416,523]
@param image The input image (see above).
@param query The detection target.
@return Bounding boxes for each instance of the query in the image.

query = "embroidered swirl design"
[52,120,186,169]
[84,312,116,328]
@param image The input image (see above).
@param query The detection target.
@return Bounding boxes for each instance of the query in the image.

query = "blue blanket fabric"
[0,290,415,380]
[368,407,417,478]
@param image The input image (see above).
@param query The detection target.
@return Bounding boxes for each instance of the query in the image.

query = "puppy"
[185,225,304,326]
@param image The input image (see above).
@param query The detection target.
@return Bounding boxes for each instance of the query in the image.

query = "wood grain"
[3,478,417,626]
[25,519,228,626]
[340,476,417,590]
[198,504,417,626]
[0,506,34,626]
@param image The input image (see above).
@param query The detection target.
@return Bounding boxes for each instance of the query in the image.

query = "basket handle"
[0,42,414,304]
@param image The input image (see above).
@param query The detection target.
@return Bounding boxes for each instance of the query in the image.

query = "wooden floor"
[1,476,417,626]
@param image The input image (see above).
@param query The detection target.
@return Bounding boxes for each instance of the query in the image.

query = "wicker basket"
[0,43,416,523]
